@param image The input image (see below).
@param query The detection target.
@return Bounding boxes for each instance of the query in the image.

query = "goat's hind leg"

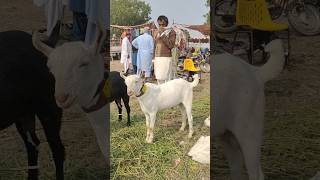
[122,95,131,126]
[183,101,194,138]
[16,116,40,180]
[115,99,123,121]
[221,131,246,180]
[237,127,264,180]
[178,104,187,131]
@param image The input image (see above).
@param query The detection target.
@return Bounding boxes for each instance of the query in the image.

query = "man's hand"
[159,27,165,34]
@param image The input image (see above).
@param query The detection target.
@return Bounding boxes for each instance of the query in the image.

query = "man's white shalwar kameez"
[120,36,132,73]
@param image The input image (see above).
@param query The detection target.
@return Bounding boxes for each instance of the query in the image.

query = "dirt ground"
[212,31,320,179]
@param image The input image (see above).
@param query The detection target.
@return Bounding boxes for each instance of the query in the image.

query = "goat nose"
[127,90,133,96]
[56,94,69,103]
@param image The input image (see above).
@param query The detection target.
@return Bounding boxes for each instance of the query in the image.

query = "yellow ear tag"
[141,84,147,94]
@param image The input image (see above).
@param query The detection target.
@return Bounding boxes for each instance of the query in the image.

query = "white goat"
[121,74,199,143]
[32,27,109,163]
[212,39,286,180]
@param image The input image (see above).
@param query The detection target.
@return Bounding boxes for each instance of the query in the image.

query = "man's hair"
[157,15,169,26]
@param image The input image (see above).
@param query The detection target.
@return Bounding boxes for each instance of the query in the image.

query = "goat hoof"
[179,128,185,132]
[188,133,193,138]
[146,137,153,144]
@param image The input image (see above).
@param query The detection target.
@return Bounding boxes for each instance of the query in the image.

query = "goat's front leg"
[147,113,156,143]
[145,113,151,142]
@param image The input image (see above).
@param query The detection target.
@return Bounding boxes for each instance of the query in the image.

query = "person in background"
[153,15,176,84]
[33,0,68,47]
[132,27,154,81]
[120,32,132,75]
[131,33,138,74]
[84,0,108,45]
[69,0,87,41]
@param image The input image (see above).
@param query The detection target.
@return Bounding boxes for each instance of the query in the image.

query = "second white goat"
[121,74,199,143]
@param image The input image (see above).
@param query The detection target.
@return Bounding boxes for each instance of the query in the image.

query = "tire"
[214,0,238,33]
[288,3,320,36]
[200,63,210,73]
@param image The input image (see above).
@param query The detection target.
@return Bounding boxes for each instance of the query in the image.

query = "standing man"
[120,32,132,75]
[153,15,176,84]
[132,27,154,80]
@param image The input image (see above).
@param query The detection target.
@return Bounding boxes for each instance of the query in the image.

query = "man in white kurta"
[120,33,132,74]
[132,27,154,78]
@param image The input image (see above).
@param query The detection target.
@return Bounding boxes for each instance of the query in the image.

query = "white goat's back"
[144,79,194,111]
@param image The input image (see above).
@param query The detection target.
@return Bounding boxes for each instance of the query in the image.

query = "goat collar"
[82,79,109,113]
[136,84,147,97]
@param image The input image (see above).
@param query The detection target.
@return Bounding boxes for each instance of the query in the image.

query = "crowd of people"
[120,15,178,84]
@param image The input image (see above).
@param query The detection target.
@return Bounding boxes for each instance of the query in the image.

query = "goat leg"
[16,119,40,180]
[38,110,65,180]
[145,114,150,142]
[147,113,156,143]
[115,99,122,121]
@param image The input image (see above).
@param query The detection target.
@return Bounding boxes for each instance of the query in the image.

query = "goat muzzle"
[127,90,134,97]
[56,94,69,103]
[55,94,74,108]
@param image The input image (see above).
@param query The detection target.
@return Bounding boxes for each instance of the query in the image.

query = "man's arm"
[132,37,139,49]
[160,30,176,49]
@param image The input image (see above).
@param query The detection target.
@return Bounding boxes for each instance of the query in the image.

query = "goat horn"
[32,31,53,57]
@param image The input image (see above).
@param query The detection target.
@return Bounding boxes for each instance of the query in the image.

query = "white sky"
[142,0,209,25]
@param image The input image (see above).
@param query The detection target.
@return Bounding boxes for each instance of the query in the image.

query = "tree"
[203,0,210,25]
[111,0,151,26]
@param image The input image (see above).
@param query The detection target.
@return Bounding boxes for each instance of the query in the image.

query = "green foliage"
[110,0,151,26]
[204,0,210,25]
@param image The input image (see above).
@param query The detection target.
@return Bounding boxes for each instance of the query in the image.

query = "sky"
[142,0,209,25]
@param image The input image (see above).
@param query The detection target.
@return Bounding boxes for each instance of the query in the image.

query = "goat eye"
[79,63,88,68]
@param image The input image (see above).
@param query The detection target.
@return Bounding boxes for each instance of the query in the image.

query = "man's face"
[158,20,167,28]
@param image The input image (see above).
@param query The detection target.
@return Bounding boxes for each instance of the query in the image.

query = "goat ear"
[120,72,127,79]
[32,31,53,57]
[91,21,106,56]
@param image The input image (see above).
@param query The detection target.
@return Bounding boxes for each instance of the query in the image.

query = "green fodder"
[110,97,210,180]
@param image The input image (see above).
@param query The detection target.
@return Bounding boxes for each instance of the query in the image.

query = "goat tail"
[190,74,200,87]
[256,39,286,83]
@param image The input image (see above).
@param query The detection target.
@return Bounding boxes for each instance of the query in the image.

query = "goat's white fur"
[212,39,285,180]
[32,26,109,163]
[122,74,199,143]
